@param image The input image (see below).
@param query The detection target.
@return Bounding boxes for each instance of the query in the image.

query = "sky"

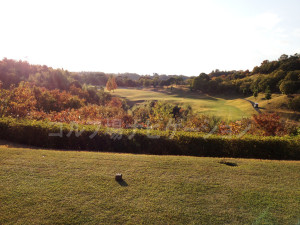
[0,0,299,76]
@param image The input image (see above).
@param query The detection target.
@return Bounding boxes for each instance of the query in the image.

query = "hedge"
[0,117,299,160]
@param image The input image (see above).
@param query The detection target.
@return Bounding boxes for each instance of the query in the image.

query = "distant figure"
[254,103,259,108]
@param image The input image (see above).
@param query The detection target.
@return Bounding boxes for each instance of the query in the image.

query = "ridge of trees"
[0,55,299,138]
[0,53,299,95]
[191,53,300,95]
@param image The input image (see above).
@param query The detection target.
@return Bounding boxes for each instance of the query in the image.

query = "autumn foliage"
[252,113,285,136]
[0,81,132,127]
[0,81,297,136]
[106,76,118,92]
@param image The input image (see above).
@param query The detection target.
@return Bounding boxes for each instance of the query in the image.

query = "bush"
[252,113,284,136]
[0,117,299,160]
[288,96,300,111]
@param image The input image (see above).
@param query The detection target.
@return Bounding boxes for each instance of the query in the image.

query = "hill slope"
[246,93,300,121]
[112,88,256,121]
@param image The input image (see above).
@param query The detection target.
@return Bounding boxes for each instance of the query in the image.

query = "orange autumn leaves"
[106,76,117,92]
[0,82,131,127]
[0,82,297,136]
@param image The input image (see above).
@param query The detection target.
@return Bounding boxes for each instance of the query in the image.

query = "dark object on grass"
[115,173,123,181]
[219,160,238,167]
[115,174,128,186]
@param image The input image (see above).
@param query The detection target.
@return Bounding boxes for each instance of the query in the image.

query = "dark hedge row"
[0,118,299,160]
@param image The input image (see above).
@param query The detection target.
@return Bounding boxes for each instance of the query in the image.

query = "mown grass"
[112,88,256,121]
[1,143,299,224]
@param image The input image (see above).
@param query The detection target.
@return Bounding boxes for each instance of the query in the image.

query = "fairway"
[112,88,256,121]
[1,144,300,224]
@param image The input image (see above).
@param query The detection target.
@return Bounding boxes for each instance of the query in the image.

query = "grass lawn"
[1,143,300,224]
[112,88,256,121]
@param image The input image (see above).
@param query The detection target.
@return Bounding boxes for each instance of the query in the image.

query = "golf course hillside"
[112,88,257,121]
[1,0,300,224]
[112,87,300,122]
[1,142,300,224]
[246,93,300,121]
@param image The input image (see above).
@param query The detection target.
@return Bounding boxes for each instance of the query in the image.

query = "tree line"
[0,53,299,96]
[0,56,299,135]
[191,54,300,96]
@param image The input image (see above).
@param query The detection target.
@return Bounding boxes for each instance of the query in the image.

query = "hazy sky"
[1,0,299,75]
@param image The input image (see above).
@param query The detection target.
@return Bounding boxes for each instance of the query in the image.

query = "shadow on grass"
[117,180,128,186]
[126,99,146,107]
[219,161,238,167]
[147,88,247,101]
[0,139,42,149]
[162,90,219,101]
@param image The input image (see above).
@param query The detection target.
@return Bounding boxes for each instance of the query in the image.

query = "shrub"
[184,114,217,133]
[288,96,300,112]
[252,113,285,136]
[0,117,299,160]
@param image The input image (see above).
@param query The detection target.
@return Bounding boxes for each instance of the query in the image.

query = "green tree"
[279,81,298,95]
[285,71,300,81]
[192,73,210,92]
[265,86,272,100]
[279,54,288,61]
[253,89,258,99]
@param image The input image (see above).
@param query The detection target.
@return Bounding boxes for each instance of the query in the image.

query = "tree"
[279,54,288,61]
[106,76,118,92]
[253,89,258,99]
[152,77,159,88]
[142,78,152,87]
[6,82,37,117]
[198,73,210,81]
[279,55,300,71]
[265,86,272,100]
[111,76,118,91]
[279,81,298,95]
[69,80,82,89]
[285,71,300,81]
[192,73,210,92]
[106,77,113,92]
